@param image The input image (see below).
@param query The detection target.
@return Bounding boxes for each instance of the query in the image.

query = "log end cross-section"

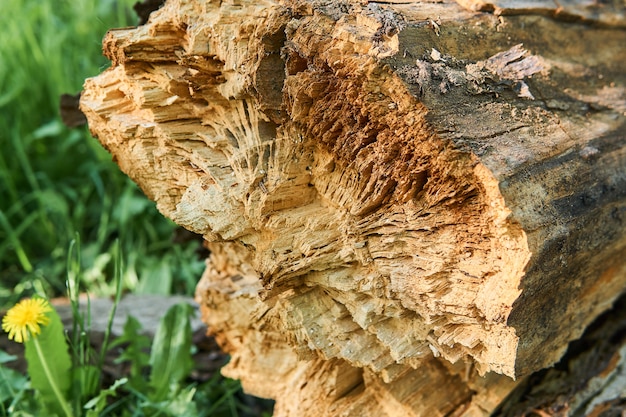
[81,0,626,415]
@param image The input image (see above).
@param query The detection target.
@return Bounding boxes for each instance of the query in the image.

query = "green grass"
[0,0,204,304]
[0,1,275,416]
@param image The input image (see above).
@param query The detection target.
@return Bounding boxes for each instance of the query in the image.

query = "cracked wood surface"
[80,0,626,415]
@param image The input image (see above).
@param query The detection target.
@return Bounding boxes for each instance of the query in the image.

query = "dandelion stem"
[31,336,74,417]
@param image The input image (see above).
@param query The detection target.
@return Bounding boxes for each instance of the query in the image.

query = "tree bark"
[80,0,626,415]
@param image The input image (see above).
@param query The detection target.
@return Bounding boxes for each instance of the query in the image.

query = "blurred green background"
[0,3,277,415]
[0,0,204,305]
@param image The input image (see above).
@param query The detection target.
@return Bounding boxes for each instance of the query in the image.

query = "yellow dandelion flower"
[2,298,52,343]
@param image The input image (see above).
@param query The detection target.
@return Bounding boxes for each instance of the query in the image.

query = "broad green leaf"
[162,386,198,417]
[75,365,100,400]
[84,377,127,417]
[0,350,17,364]
[109,315,151,391]
[136,258,173,295]
[0,363,28,403]
[24,306,71,416]
[149,303,194,402]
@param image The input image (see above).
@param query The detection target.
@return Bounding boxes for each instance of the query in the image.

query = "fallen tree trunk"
[80,0,626,415]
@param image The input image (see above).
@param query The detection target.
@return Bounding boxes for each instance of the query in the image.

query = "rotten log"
[79,0,626,415]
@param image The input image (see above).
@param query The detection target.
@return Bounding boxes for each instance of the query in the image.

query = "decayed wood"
[80,0,626,415]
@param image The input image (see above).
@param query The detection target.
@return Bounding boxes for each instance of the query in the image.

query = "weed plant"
[0,0,204,304]
[0,241,272,416]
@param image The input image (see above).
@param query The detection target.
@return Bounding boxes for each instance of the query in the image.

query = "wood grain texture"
[80,0,626,414]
